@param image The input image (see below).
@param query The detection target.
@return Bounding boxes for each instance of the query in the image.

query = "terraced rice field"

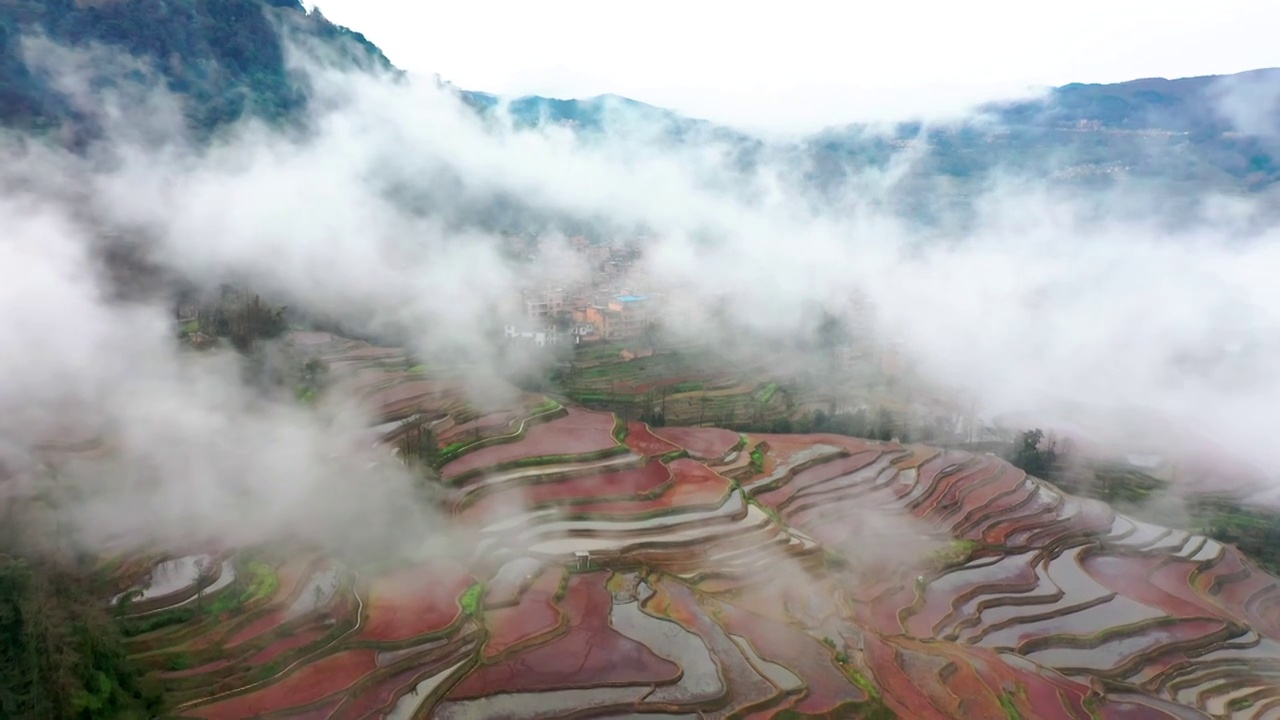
[558,346,794,428]
[103,335,1280,718]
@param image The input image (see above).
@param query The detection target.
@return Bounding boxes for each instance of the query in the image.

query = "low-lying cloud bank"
[2,35,1280,556]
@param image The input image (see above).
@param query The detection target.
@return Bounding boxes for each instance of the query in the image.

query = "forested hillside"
[0,0,388,134]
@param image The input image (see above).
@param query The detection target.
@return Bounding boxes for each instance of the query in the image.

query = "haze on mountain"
[0,0,1274,522]
[2,0,1278,202]
[2,4,1280,717]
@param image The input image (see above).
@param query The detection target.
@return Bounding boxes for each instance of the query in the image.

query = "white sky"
[311,0,1279,132]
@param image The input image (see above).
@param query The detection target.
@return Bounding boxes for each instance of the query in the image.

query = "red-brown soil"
[624,421,680,456]
[447,573,679,696]
[361,562,475,642]
[652,426,741,459]
[189,650,378,719]
[442,408,620,479]
[483,566,566,659]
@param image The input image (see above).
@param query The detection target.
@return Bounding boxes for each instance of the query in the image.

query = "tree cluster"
[1007,429,1061,479]
[0,558,158,719]
[195,292,288,352]
[395,417,440,467]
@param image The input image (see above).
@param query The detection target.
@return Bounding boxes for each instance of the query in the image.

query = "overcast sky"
[314,0,1276,132]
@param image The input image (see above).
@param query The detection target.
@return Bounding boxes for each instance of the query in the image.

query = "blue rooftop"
[615,294,648,303]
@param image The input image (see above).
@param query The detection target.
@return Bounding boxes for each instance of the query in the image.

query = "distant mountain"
[459,71,1280,196]
[452,88,764,168]
[899,69,1280,192]
[0,2,1275,199]
[456,90,732,138]
[985,70,1280,134]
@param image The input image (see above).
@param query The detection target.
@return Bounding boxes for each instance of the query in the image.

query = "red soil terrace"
[570,457,733,515]
[447,573,680,697]
[361,562,475,643]
[441,408,620,480]
[131,347,1280,720]
[624,421,680,456]
[458,459,672,522]
[189,650,379,719]
[652,426,741,459]
[483,566,566,660]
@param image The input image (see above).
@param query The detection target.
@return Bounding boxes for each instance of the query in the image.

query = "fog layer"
[2,37,1279,555]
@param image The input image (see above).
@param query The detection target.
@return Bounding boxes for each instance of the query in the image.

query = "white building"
[503,325,575,347]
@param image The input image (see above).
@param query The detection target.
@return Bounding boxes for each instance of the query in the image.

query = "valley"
[0,3,1277,719]
[69,330,1280,719]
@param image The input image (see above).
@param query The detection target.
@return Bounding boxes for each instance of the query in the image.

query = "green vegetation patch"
[440,441,468,457]
[1227,696,1256,713]
[164,653,195,672]
[999,692,1025,720]
[206,561,279,617]
[119,605,200,638]
[925,539,979,570]
[830,661,896,719]
[841,665,880,701]
[755,382,779,404]
[748,441,767,474]
[459,583,484,617]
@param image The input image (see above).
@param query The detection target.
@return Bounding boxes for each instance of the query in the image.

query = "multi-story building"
[571,294,654,342]
[608,295,651,339]
[521,287,566,321]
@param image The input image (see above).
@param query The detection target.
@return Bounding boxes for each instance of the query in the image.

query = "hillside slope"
[0,0,389,134]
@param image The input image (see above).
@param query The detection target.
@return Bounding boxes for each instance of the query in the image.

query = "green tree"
[874,407,896,441]
[0,558,157,719]
[1009,429,1058,479]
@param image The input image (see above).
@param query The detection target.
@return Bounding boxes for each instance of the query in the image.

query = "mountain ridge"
[456,69,1280,192]
[0,2,1276,192]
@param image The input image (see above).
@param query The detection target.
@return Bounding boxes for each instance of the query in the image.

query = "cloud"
[1210,69,1280,139]
[3,32,1280,563]
[0,178,442,559]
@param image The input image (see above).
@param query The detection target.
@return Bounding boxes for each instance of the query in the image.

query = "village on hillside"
[499,234,659,348]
